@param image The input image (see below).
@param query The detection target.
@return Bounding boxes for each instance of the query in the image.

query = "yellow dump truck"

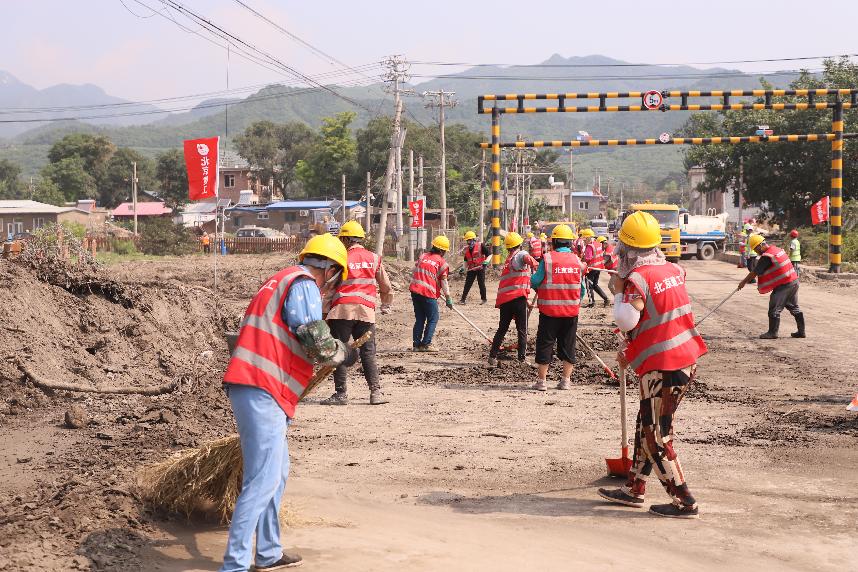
[626,202,681,262]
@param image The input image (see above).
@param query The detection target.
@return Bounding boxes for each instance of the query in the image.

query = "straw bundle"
[141,330,372,522]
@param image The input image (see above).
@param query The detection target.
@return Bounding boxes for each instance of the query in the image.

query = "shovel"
[694,287,740,327]
[450,305,493,343]
[605,365,633,477]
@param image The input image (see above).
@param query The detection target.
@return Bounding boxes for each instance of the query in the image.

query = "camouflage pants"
[625,366,697,508]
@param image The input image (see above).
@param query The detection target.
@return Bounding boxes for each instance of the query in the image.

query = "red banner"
[183,137,219,201]
[810,196,829,225]
[409,198,425,228]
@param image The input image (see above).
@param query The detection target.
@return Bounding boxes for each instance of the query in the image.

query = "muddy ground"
[0,254,856,571]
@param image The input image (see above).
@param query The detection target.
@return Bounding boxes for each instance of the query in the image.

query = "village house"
[224,200,363,236]
[687,165,763,225]
[111,201,173,222]
[0,200,103,237]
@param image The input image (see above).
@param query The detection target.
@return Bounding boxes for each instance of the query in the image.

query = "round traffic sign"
[642,90,663,110]
[658,132,671,144]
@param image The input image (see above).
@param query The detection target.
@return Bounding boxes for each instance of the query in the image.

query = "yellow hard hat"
[526,231,534,238]
[463,230,477,240]
[299,233,349,280]
[539,233,547,240]
[338,220,365,238]
[580,228,595,238]
[619,211,662,249]
[432,235,450,251]
[748,233,765,252]
[504,232,524,249]
[551,224,575,240]
[597,235,607,242]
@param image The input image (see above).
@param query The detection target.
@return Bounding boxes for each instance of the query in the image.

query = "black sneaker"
[254,552,303,569]
[597,487,644,508]
[319,392,348,406]
[649,503,699,519]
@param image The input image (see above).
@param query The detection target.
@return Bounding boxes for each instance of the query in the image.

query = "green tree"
[32,177,65,206]
[47,133,115,182]
[234,121,281,194]
[138,217,197,256]
[101,148,156,208]
[156,149,189,209]
[276,122,320,196]
[41,157,96,201]
[0,159,26,200]
[295,112,358,195]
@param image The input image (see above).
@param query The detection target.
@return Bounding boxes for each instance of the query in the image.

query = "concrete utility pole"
[479,149,486,241]
[738,156,744,228]
[365,171,372,232]
[132,161,138,236]
[408,148,415,262]
[341,173,347,223]
[395,128,407,260]
[423,89,457,233]
[418,154,424,252]
[375,55,410,257]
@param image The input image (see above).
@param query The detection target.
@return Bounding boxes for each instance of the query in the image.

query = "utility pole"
[418,154,424,252]
[341,173,347,223]
[408,148,415,262]
[479,149,486,240]
[738,156,744,228]
[395,128,406,260]
[424,89,457,233]
[375,55,409,256]
[365,171,372,232]
[132,161,139,236]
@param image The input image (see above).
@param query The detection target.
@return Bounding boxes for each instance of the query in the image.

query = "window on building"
[257,211,269,221]
[283,212,298,222]
[579,201,589,210]
[33,217,46,229]
[224,174,236,188]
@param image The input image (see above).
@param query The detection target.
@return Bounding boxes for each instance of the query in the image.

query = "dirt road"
[1,257,856,571]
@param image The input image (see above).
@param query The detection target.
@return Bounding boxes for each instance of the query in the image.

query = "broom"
[141,330,373,523]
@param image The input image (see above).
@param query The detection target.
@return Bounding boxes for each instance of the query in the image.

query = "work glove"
[445,296,454,309]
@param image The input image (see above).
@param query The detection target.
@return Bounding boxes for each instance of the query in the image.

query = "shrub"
[110,238,137,255]
[138,218,197,256]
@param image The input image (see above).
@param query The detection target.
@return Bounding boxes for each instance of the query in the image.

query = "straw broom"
[141,330,372,523]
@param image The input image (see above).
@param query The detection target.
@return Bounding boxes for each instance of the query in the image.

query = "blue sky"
[3,0,857,102]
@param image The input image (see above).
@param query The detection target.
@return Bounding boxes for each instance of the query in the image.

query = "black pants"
[462,268,487,302]
[768,281,801,320]
[489,297,527,360]
[586,270,609,303]
[535,314,578,365]
[328,319,379,393]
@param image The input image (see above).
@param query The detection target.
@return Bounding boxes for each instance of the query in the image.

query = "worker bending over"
[322,221,393,406]
[597,211,708,519]
[581,228,610,307]
[410,235,453,351]
[530,224,584,391]
[488,232,537,367]
[738,234,804,339]
[221,233,357,571]
[459,230,489,305]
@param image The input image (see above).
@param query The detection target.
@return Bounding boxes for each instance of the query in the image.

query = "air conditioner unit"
[299,210,309,217]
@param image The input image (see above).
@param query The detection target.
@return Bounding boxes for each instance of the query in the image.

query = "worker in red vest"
[321,220,393,406]
[530,224,585,391]
[738,234,804,339]
[459,230,489,304]
[597,211,707,519]
[410,235,452,351]
[581,228,610,307]
[600,236,618,270]
[488,232,537,367]
[221,233,357,570]
[526,231,543,262]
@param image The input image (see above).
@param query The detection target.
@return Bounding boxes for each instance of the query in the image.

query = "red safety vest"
[756,245,798,294]
[331,246,379,309]
[529,237,543,259]
[223,266,315,418]
[410,252,449,299]
[585,241,605,270]
[603,243,618,270]
[623,263,707,377]
[464,241,486,271]
[496,251,531,307]
[537,251,584,318]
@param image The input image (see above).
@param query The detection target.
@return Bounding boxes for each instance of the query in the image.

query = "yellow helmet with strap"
[432,235,450,251]
[551,224,574,240]
[619,211,662,249]
[504,232,524,249]
[338,220,366,238]
[299,233,349,280]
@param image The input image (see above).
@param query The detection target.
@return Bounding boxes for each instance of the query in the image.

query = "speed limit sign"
[642,90,663,110]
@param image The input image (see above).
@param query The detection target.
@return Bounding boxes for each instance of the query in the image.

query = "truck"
[622,202,727,262]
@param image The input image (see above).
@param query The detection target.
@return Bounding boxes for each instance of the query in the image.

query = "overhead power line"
[411,53,858,68]
[409,68,823,82]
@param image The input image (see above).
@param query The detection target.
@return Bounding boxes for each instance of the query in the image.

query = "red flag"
[183,137,219,201]
[810,196,829,225]
[408,198,425,228]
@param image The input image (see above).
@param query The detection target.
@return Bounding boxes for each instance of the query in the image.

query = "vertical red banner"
[810,196,829,225]
[183,137,220,201]
[409,198,425,228]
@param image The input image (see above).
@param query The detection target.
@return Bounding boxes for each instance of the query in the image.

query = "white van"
[589,218,609,238]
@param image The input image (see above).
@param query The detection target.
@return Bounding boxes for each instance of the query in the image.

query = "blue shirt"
[531,247,571,288]
[280,270,323,330]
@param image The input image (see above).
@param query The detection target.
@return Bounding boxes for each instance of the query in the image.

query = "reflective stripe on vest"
[537,251,583,317]
[623,263,707,376]
[332,247,379,309]
[586,242,605,269]
[757,245,798,294]
[464,241,486,270]
[223,266,314,418]
[410,253,448,298]
[529,237,543,259]
[496,251,531,307]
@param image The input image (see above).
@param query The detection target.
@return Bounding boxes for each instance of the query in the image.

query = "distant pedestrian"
[788,230,802,277]
[201,232,211,254]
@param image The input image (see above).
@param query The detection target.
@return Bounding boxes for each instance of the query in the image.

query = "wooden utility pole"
[424,90,457,233]
[341,173,347,223]
[132,161,138,236]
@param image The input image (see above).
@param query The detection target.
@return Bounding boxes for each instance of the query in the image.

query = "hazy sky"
[3,0,857,105]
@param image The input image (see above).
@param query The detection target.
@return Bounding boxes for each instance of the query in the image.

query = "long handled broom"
[141,330,373,523]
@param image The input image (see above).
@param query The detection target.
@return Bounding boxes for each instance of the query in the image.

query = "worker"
[201,232,211,254]
[597,211,707,519]
[530,224,584,391]
[737,227,748,269]
[744,223,758,282]
[540,232,548,253]
[527,231,543,262]
[410,235,453,351]
[459,230,489,305]
[600,236,618,271]
[321,221,393,407]
[788,229,802,277]
[488,231,537,367]
[738,234,804,339]
[581,228,610,307]
[221,233,357,571]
